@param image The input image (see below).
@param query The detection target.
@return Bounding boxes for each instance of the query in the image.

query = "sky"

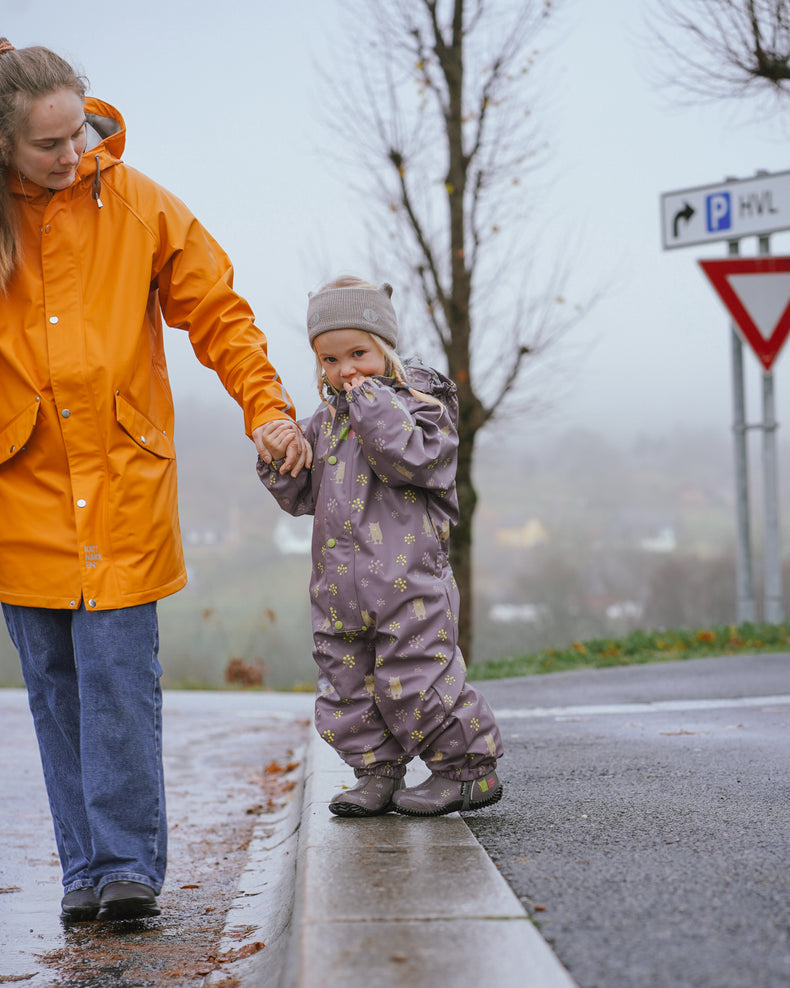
[5,0,790,446]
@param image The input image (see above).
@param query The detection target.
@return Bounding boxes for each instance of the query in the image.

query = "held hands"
[253,420,313,477]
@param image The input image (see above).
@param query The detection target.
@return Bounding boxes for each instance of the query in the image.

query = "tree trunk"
[453,427,479,663]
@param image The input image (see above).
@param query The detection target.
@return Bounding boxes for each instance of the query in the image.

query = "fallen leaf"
[217,942,265,963]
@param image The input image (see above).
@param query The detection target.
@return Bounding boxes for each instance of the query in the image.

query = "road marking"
[494,695,790,719]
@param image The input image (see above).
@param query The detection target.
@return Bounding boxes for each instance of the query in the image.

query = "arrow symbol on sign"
[673,201,695,238]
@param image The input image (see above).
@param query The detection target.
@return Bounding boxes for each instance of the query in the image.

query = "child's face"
[314,329,387,392]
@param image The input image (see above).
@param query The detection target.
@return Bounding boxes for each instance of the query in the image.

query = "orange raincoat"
[0,97,295,610]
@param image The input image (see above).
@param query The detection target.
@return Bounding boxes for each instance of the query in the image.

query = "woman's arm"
[147,182,298,439]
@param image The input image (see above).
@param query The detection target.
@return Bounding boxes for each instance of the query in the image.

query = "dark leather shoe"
[97,880,160,920]
[60,886,99,921]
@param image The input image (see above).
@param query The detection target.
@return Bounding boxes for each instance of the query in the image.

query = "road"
[2,656,787,987]
[467,653,790,988]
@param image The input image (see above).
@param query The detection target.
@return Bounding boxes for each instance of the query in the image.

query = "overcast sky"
[6,0,790,445]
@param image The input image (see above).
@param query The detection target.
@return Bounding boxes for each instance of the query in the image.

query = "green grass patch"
[469,622,790,680]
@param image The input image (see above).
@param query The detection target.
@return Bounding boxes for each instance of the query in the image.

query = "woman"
[0,38,309,922]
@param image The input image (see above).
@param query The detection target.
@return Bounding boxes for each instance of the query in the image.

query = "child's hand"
[281,431,313,476]
[343,375,369,392]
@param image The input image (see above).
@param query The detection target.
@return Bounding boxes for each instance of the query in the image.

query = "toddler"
[257,277,504,816]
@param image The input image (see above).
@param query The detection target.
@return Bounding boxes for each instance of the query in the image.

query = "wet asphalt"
[465,653,790,988]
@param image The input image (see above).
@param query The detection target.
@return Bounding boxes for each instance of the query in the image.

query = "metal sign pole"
[758,235,785,622]
[728,237,756,622]
[762,369,784,621]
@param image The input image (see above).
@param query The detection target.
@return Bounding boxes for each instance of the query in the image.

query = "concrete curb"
[203,747,307,987]
[216,729,577,987]
[287,737,577,986]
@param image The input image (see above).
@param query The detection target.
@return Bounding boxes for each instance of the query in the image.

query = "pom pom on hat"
[307,282,398,348]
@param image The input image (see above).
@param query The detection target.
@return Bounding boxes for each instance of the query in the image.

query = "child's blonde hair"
[312,276,443,408]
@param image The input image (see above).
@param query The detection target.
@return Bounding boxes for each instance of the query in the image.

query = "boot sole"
[328,799,395,817]
[392,784,503,817]
[61,906,99,922]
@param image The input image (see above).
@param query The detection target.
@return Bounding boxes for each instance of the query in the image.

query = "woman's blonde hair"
[312,275,443,408]
[0,40,87,290]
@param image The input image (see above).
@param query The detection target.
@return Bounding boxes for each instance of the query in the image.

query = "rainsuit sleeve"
[256,416,318,516]
[149,188,296,437]
[346,378,458,491]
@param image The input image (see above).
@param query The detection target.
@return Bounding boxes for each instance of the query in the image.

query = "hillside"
[0,397,787,687]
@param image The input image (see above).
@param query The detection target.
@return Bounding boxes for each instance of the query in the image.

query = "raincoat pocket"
[115,391,175,459]
[0,397,41,466]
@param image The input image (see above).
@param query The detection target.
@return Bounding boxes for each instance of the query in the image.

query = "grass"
[468,621,790,680]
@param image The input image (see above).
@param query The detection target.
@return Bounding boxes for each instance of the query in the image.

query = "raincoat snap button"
[49,316,59,325]
[327,538,336,548]
[9,445,15,453]
[70,601,76,608]
[77,499,87,507]
[61,409,71,418]
[88,599,97,608]
[334,620,343,630]
[140,435,147,443]
[328,455,337,465]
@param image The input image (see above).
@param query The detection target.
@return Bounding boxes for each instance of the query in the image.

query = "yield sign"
[698,256,790,371]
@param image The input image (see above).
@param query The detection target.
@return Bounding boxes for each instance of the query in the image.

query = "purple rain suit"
[257,362,503,781]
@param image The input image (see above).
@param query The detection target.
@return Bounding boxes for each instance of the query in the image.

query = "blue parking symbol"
[706,192,731,232]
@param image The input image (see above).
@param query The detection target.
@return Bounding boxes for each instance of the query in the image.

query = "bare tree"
[318,0,585,661]
[646,0,790,103]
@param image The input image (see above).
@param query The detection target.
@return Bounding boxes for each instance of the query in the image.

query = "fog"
[1,399,786,688]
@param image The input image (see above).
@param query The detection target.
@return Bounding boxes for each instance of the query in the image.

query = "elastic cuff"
[432,762,497,783]
[353,765,407,780]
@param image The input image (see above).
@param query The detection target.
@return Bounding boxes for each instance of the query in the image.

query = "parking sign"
[660,171,790,249]
[706,192,731,233]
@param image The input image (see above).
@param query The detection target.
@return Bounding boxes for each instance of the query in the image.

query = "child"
[257,277,503,817]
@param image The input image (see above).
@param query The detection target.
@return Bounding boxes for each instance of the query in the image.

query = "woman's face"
[10,88,86,190]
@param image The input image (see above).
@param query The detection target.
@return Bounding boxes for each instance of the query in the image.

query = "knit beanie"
[306,283,398,348]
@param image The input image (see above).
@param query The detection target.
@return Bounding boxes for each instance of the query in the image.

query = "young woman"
[0,38,309,922]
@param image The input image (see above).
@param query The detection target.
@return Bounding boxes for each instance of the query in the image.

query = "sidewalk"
[208,730,577,988]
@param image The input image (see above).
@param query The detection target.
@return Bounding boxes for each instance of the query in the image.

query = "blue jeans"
[3,602,167,895]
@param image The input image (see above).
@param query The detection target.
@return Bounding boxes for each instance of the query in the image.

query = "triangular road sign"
[698,256,790,371]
